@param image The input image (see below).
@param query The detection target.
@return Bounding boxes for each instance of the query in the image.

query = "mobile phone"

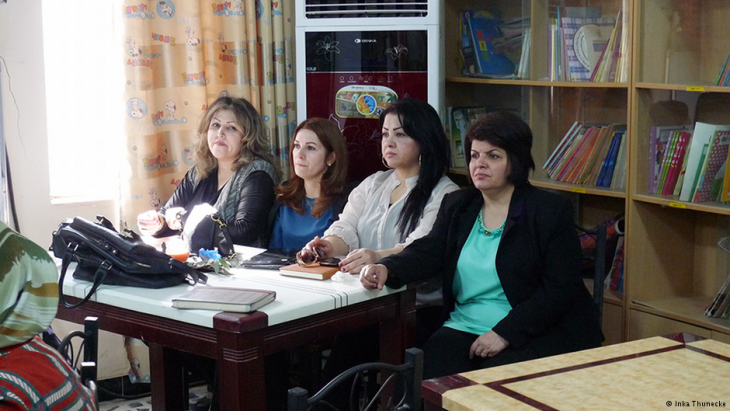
[319,257,341,267]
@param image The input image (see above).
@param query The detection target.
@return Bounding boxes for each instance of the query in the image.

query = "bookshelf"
[444,0,630,345]
[444,0,730,346]
[628,0,730,341]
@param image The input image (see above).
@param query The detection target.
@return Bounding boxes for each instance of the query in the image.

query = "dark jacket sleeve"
[491,193,596,350]
[153,170,197,238]
[228,170,276,247]
[379,190,462,288]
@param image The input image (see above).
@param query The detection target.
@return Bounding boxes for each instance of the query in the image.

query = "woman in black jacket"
[361,111,604,379]
[137,96,278,248]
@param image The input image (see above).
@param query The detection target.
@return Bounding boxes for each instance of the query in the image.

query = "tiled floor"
[98,385,208,411]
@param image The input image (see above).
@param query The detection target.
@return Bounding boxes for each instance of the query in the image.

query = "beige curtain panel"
[119,0,295,232]
[118,0,295,383]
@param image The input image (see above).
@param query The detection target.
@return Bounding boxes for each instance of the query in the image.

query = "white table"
[57,266,416,410]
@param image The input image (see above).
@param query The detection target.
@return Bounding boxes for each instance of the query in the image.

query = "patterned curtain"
[118,0,295,383]
[119,0,295,231]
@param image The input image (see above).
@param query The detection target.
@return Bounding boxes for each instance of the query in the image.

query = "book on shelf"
[543,121,580,172]
[548,125,588,179]
[590,11,623,83]
[586,126,620,186]
[596,130,624,188]
[649,125,692,195]
[460,10,516,77]
[610,129,629,190]
[705,274,730,318]
[172,286,276,313]
[577,125,612,185]
[279,263,340,280]
[556,126,600,182]
[661,131,691,195]
[692,130,730,203]
[678,123,728,201]
[445,107,466,168]
[608,235,624,292]
[560,14,616,82]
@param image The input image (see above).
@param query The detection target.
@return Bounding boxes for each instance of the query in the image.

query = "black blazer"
[380,184,604,358]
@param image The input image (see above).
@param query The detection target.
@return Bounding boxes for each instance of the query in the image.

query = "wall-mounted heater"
[296,0,444,182]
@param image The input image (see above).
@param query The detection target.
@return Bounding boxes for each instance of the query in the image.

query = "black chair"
[287,347,423,411]
[57,316,99,407]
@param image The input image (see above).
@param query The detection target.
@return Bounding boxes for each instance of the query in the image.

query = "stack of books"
[648,122,730,203]
[459,10,529,79]
[543,122,627,189]
[547,6,628,82]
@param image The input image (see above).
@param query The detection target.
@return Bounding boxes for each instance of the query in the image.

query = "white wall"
[0,0,117,247]
[1,0,129,381]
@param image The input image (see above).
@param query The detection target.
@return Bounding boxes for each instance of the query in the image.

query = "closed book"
[279,263,340,281]
[680,122,730,201]
[693,130,730,203]
[172,286,276,312]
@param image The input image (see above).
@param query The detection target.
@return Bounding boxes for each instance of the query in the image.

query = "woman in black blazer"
[361,111,604,379]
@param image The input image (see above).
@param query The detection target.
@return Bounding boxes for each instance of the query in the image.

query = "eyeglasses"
[296,247,325,268]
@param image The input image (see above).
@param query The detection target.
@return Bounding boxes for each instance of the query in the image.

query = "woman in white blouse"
[299,99,458,406]
[302,98,458,274]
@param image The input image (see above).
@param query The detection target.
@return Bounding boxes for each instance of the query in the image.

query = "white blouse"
[324,169,459,253]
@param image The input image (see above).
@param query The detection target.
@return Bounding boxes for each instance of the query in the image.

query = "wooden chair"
[57,316,99,407]
[287,347,423,411]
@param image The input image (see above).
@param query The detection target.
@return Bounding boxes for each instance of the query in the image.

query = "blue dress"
[269,197,334,253]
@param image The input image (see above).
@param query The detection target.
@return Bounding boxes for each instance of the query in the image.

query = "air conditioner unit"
[295,0,444,182]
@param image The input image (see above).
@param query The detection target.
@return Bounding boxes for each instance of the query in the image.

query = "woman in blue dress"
[269,117,351,253]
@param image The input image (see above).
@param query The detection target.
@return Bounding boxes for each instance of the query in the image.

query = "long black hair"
[380,98,450,240]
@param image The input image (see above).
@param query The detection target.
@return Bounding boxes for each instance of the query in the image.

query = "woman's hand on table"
[340,248,378,274]
[163,207,186,231]
[469,331,509,359]
[360,264,388,290]
[137,210,163,235]
[301,236,333,260]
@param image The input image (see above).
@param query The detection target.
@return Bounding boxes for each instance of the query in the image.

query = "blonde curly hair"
[193,96,278,180]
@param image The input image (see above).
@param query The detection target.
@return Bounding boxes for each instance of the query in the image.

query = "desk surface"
[423,334,730,411]
[60,264,402,328]
[57,262,415,410]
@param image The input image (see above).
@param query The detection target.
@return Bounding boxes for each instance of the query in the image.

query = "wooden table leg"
[150,343,186,411]
[216,330,267,410]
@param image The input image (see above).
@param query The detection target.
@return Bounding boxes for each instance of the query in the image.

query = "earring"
[382,155,392,169]
[418,155,422,165]
[326,162,332,167]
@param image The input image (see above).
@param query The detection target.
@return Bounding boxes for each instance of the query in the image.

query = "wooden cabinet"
[627,0,730,341]
[443,0,730,344]
[444,0,630,344]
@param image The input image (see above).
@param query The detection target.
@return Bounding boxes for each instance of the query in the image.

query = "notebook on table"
[172,286,276,313]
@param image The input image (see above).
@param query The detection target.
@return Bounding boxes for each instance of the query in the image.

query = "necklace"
[477,210,505,236]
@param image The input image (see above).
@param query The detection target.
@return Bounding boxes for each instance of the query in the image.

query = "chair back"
[576,223,607,326]
[57,316,99,407]
[287,347,423,411]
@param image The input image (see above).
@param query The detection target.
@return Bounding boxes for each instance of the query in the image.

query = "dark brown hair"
[275,118,349,218]
[464,110,535,186]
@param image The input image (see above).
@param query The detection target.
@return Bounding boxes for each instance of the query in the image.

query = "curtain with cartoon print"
[118,0,295,385]
[119,0,295,231]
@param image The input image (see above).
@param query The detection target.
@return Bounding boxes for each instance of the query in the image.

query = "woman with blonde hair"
[137,96,278,248]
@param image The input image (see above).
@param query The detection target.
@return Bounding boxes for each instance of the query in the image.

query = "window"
[42,0,123,203]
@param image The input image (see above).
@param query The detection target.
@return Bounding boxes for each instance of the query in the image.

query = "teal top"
[443,211,511,335]
[269,197,334,253]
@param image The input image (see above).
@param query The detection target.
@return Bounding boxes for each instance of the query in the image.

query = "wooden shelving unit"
[443,0,730,345]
